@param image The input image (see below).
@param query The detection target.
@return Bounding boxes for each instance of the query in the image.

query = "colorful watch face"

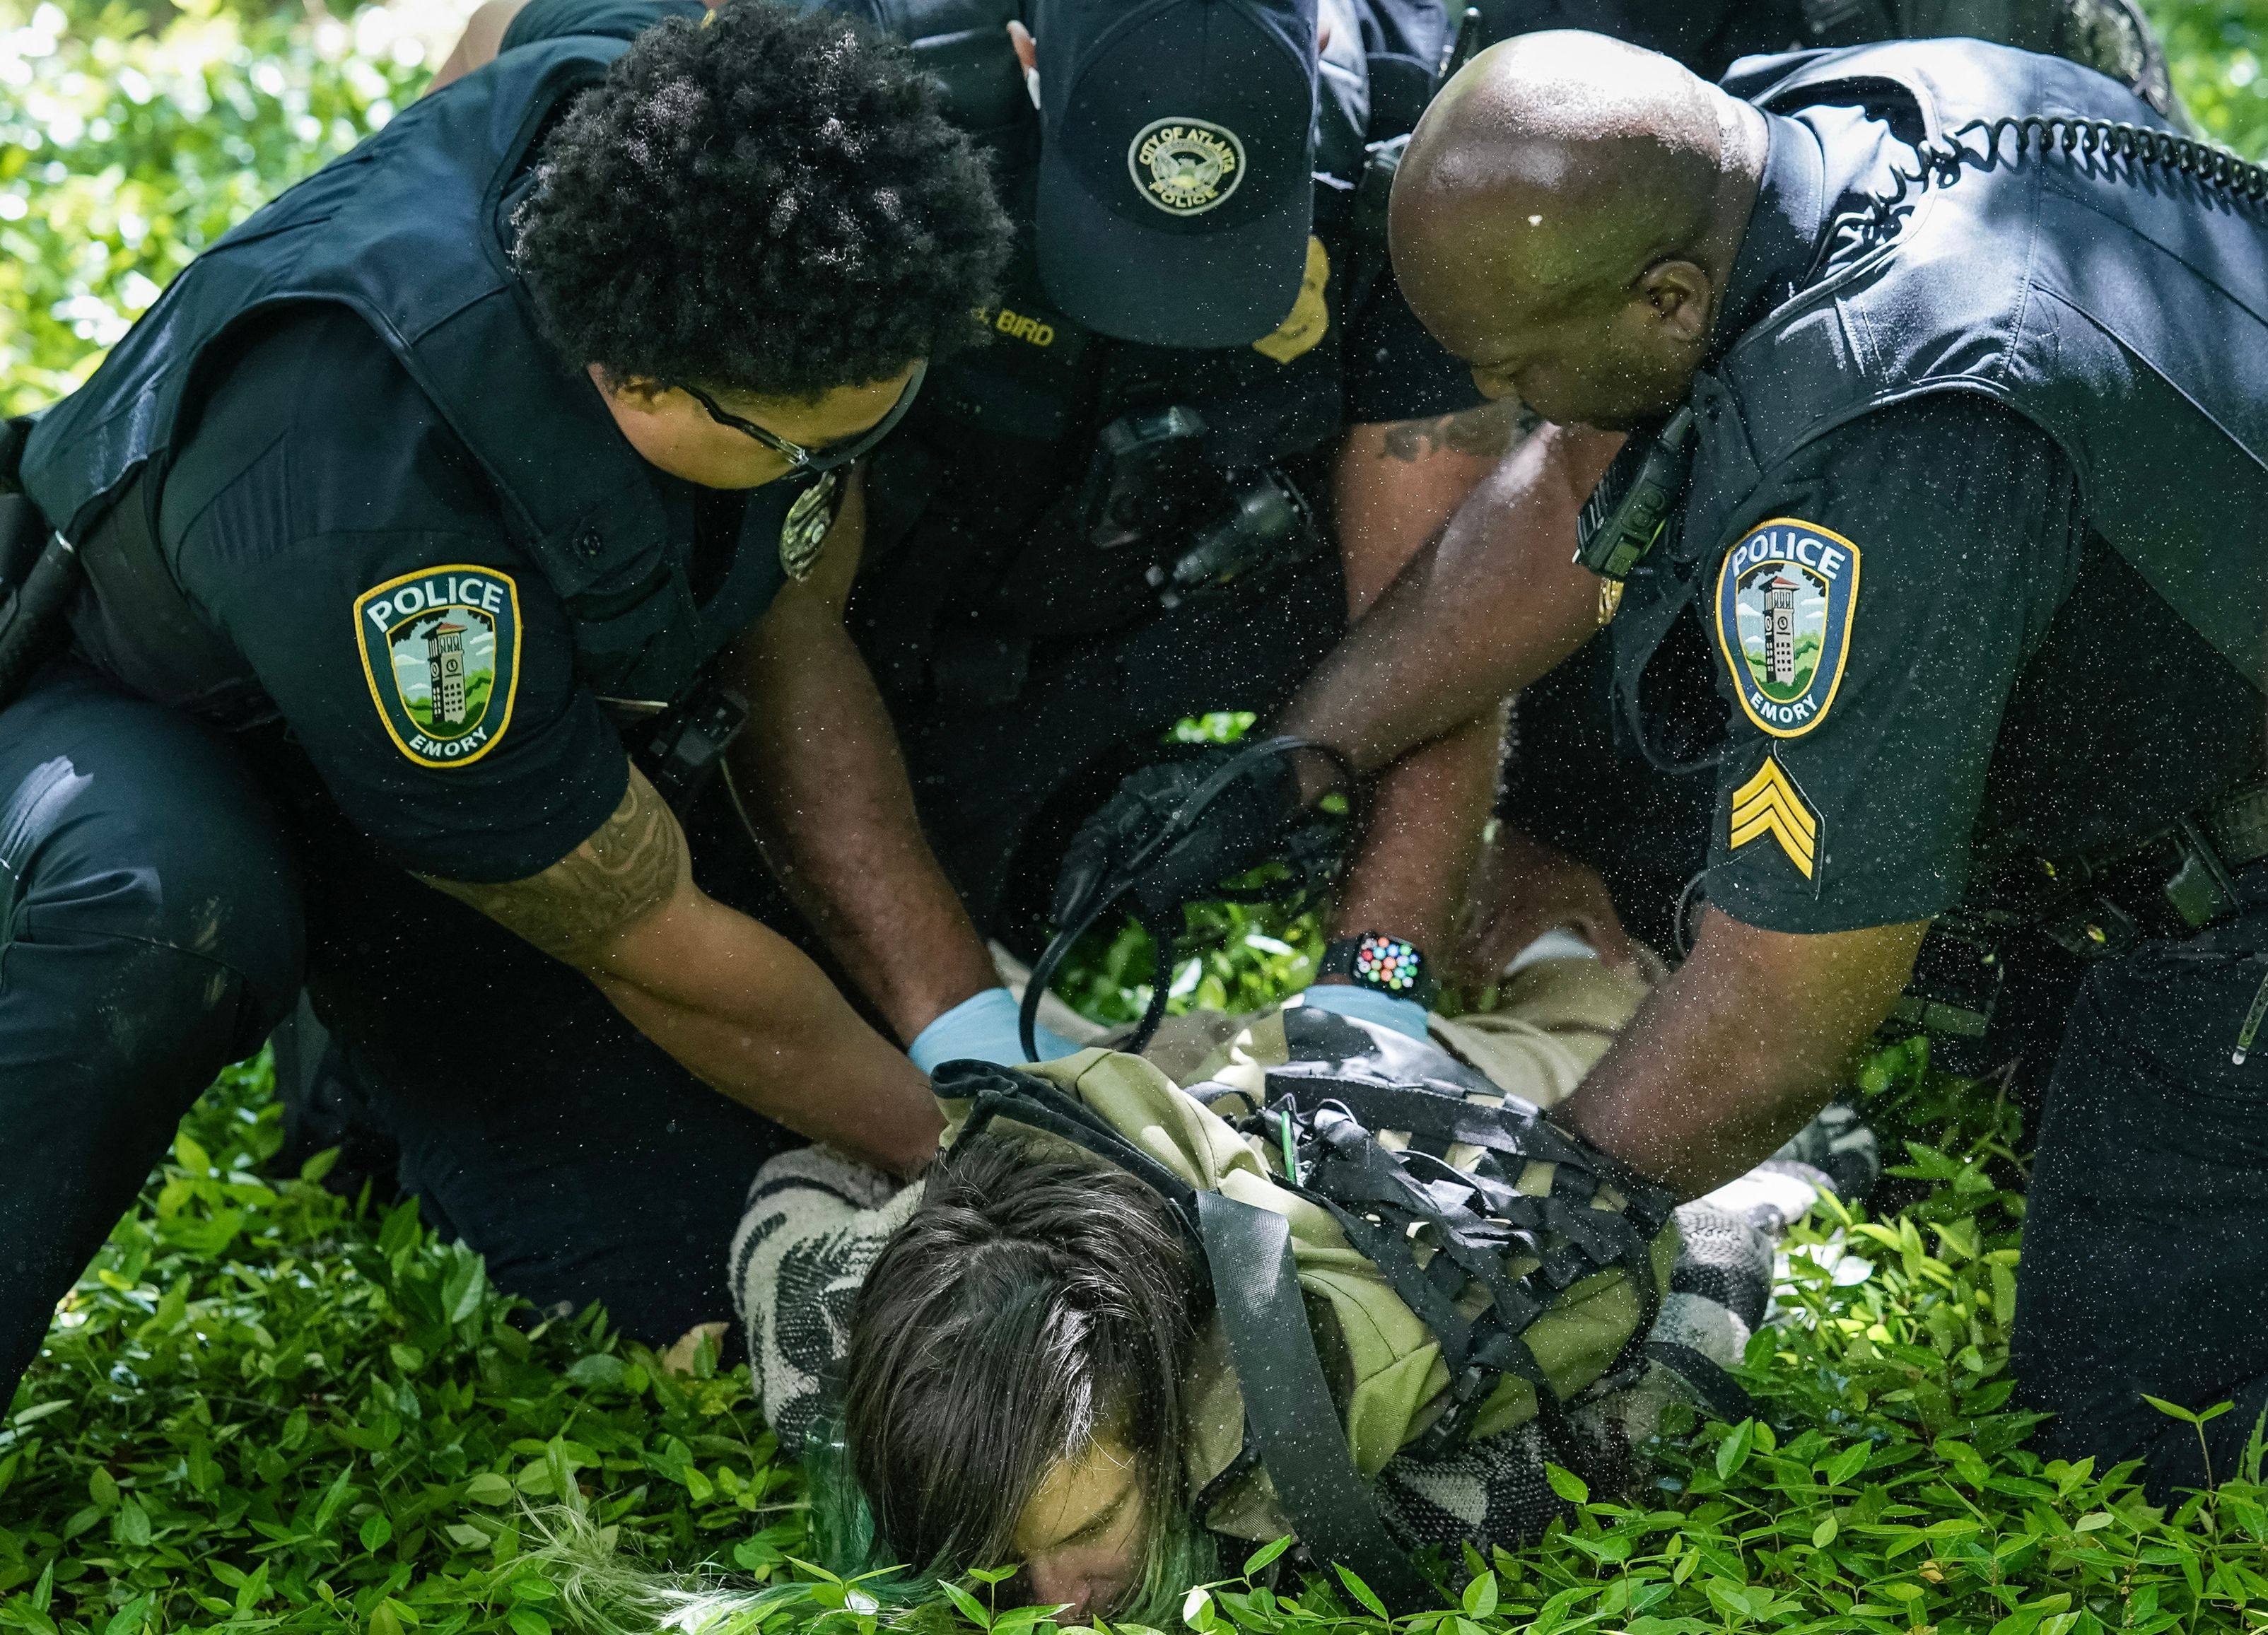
[1352,934,1424,995]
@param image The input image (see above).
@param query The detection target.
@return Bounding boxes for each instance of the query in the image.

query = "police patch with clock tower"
[355,565,522,768]
[1714,518,1861,738]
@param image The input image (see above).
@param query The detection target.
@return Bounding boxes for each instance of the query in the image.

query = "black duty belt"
[2037,780,2268,960]
[1895,780,2268,1049]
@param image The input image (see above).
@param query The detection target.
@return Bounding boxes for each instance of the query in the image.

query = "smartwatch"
[1318,932,1438,1011]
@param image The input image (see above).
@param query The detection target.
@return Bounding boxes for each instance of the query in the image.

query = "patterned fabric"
[727,1149,911,1458]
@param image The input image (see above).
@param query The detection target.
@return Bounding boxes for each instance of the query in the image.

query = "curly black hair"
[513,1,1011,398]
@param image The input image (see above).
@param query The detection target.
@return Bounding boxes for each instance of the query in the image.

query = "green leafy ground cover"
[6,2,2268,1629]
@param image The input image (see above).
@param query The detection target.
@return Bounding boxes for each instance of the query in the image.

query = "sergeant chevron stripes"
[1729,756,1819,879]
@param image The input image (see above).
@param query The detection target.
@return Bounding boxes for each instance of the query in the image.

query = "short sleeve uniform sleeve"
[1699,397,2088,933]
[498,0,699,52]
[160,308,628,884]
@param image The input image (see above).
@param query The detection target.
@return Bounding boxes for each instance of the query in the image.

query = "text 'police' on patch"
[1714,517,1861,739]
[354,565,522,768]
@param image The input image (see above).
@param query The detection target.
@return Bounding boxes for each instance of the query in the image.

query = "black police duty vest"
[20,34,795,707]
[1618,38,2268,761]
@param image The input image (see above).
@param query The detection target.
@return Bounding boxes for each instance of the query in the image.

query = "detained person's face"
[1012,1431,1147,1621]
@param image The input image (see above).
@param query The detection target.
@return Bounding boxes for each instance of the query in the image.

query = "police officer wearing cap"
[0,2,1012,1395]
[421,0,1536,1067]
[1136,30,2266,1492]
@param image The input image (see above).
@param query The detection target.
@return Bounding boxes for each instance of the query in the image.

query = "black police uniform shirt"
[152,303,739,884]
[1676,109,2263,937]
[497,0,1484,619]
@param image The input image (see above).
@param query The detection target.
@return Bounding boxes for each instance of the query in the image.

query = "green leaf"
[101,1595,153,1635]
[463,1472,515,1505]
[2141,1394,2203,1426]
[1811,1516,1838,1547]
[376,1198,423,1258]
[1462,1570,1499,1617]
[1825,1443,1871,1486]
[1334,1565,1391,1622]
[361,1512,392,1552]
[1716,1419,1758,1483]
[314,1461,356,1532]
[942,1581,993,1629]
[565,1354,626,1389]
[1546,1463,1591,1506]
[504,1610,551,1635]
[1241,1535,1292,1577]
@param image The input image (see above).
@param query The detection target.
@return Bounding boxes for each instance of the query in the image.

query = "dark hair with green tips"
[815,1132,1215,1621]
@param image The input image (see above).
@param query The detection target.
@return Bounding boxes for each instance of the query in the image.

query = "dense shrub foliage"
[3,3,2267,1631]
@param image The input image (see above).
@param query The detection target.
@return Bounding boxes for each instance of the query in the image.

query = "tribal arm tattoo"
[424,763,690,961]
[1379,398,1544,465]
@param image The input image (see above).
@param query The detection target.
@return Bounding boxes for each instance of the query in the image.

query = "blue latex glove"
[908,986,1079,1072]
[1295,983,1430,1041]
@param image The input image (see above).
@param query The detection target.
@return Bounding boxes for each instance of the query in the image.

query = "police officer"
[1421,0,2182,977]
[0,2,1013,1395]
[1094,31,2268,1492]
[430,0,2182,1057]
[741,0,2181,1040]
[421,0,1535,1071]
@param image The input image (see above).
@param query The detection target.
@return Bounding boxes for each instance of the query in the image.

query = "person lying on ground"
[560,951,1877,1627]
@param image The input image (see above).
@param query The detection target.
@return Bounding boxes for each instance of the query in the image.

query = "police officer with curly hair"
[0,1,1013,1395]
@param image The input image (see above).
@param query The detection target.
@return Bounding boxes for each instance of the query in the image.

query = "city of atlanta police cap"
[1034,0,1319,348]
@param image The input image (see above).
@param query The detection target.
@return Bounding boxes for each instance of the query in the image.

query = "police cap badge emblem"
[1127,117,1246,217]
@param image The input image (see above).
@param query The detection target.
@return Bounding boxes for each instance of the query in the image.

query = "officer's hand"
[1055,746,1307,926]
[908,987,1078,1072]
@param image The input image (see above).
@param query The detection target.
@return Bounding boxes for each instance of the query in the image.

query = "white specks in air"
[1527,213,1543,226]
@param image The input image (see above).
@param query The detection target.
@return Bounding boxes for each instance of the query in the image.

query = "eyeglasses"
[683,361,928,474]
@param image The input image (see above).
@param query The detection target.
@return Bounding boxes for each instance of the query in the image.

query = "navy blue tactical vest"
[21,33,797,708]
[1615,38,2268,761]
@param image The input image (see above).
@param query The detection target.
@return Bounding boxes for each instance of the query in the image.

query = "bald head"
[1389,31,1766,428]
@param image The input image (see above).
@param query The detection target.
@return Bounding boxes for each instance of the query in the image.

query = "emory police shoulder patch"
[354,565,522,768]
[1714,517,1861,738]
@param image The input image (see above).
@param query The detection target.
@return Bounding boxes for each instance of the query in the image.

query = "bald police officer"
[0,3,1012,1394]
[1098,30,2267,1492]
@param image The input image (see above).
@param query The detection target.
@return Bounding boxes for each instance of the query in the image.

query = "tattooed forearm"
[424,763,689,960]
[1379,398,1544,464]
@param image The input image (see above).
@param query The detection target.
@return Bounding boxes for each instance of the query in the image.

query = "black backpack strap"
[937,1060,1205,1238]
[1644,1340,1756,1425]
[1195,1190,1435,1615]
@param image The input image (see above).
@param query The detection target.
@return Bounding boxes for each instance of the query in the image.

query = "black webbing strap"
[1644,1341,1755,1425]
[941,1064,1205,1241]
[1195,1190,1434,1615]
[1306,1096,1666,1330]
